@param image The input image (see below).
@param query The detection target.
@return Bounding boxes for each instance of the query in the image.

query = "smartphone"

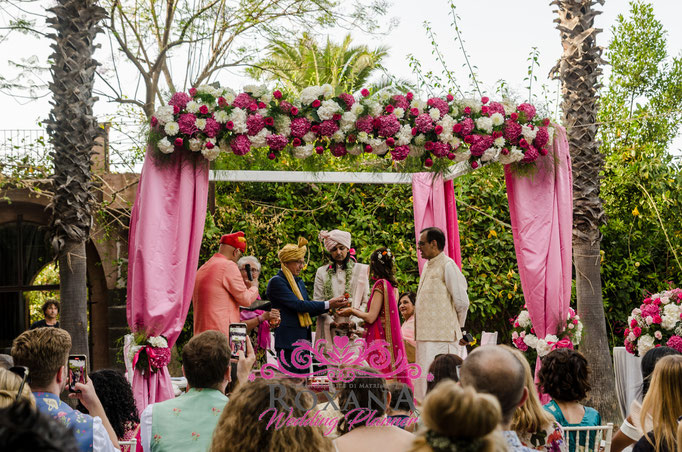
[228,323,247,360]
[68,354,87,393]
[462,332,474,344]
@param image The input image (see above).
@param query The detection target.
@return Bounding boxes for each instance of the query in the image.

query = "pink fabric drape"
[364,279,413,389]
[127,149,209,412]
[412,173,462,273]
[504,126,573,402]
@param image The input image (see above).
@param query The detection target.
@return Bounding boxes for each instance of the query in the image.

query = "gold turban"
[278,237,312,327]
[278,237,308,263]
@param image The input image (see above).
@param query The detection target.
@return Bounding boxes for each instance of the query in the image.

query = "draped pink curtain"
[504,126,573,402]
[127,149,209,412]
[412,173,463,274]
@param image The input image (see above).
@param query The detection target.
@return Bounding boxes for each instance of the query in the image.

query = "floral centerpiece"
[148,84,554,173]
[624,289,682,356]
[128,333,172,375]
[510,306,583,357]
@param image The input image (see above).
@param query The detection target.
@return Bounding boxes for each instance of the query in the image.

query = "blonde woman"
[504,346,567,452]
[410,380,505,452]
[0,367,34,408]
[633,354,682,452]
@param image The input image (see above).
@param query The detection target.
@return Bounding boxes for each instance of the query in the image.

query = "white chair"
[480,331,498,345]
[561,423,614,452]
[119,438,137,450]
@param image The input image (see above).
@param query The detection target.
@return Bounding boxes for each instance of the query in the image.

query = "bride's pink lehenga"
[364,279,413,389]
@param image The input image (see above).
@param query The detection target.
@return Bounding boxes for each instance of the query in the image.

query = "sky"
[1,0,681,158]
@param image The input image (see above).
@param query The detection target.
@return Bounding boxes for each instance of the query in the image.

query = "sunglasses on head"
[9,366,30,402]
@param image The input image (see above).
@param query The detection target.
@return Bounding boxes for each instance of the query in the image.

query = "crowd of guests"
[1,324,682,452]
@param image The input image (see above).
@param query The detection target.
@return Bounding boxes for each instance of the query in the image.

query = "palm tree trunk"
[553,0,620,422]
[58,240,89,355]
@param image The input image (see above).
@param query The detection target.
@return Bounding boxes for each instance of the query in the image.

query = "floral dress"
[517,420,568,452]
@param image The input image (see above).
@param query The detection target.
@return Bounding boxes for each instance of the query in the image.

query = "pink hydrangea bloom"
[667,335,682,353]
[431,141,450,158]
[390,145,410,161]
[459,118,475,136]
[517,103,537,121]
[232,93,254,110]
[290,117,311,138]
[318,120,339,137]
[427,97,449,117]
[415,113,434,133]
[503,120,522,142]
[355,116,375,134]
[487,102,505,116]
[169,92,191,111]
[469,135,494,157]
[641,304,660,318]
[534,127,550,148]
[231,134,252,155]
[279,101,293,113]
[338,93,355,110]
[625,340,636,354]
[521,145,540,163]
[246,114,265,136]
[178,113,198,135]
[630,319,638,328]
[513,336,529,352]
[378,115,400,137]
[266,134,288,152]
[633,326,642,337]
[330,143,347,157]
[204,118,221,138]
[391,95,409,110]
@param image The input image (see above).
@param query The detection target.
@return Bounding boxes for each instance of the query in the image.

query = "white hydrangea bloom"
[302,131,317,143]
[482,147,500,162]
[332,130,345,143]
[224,92,236,105]
[221,87,236,99]
[341,111,357,123]
[201,144,220,161]
[214,110,229,124]
[449,137,462,149]
[535,339,552,357]
[494,137,506,148]
[196,84,213,95]
[503,103,516,116]
[189,138,203,152]
[491,112,505,126]
[196,118,207,130]
[260,93,272,104]
[369,102,383,117]
[522,125,538,141]
[321,84,334,99]
[318,99,342,121]
[186,101,200,113]
[371,139,388,155]
[250,128,271,148]
[461,98,482,113]
[450,105,459,117]
[351,103,365,115]
[154,106,174,125]
[229,108,248,134]
[274,115,292,137]
[454,149,471,162]
[157,137,174,154]
[523,334,538,349]
[408,145,425,157]
[394,107,405,119]
[164,122,179,136]
[429,108,441,121]
[147,336,168,348]
[498,147,524,165]
[660,296,671,305]
[378,91,391,102]
[257,108,268,116]
[243,84,267,98]
[638,334,656,356]
[292,144,314,159]
[411,99,426,112]
[414,134,426,146]
[475,117,493,134]
[517,310,532,328]
[300,86,322,105]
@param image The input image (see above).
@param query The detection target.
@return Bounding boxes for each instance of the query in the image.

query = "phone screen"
[68,355,87,392]
[229,323,247,360]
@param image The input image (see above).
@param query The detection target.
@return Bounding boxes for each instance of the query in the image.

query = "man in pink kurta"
[193,232,259,336]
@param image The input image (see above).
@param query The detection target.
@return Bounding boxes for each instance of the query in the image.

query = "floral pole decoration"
[148,84,555,173]
[510,307,583,357]
[624,289,682,356]
[129,334,171,375]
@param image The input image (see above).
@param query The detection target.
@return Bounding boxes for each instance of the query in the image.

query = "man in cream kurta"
[313,229,370,351]
[414,226,470,402]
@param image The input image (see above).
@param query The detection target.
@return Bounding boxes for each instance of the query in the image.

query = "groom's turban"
[318,230,351,252]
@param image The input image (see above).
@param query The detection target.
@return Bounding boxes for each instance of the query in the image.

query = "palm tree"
[45,0,106,357]
[248,33,391,94]
[552,0,619,421]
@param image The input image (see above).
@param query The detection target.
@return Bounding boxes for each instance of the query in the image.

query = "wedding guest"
[338,248,411,388]
[425,353,463,395]
[504,346,567,452]
[409,380,506,452]
[237,256,280,367]
[538,348,600,451]
[335,374,415,452]
[77,370,139,452]
[399,292,416,363]
[633,354,682,452]
[459,345,533,452]
[11,327,119,452]
[314,229,370,349]
[414,227,470,402]
[387,382,417,433]
[0,400,79,452]
[0,367,34,408]
[29,299,60,329]
[612,347,680,452]
[210,378,333,452]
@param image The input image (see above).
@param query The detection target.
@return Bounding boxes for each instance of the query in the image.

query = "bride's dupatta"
[364,279,413,389]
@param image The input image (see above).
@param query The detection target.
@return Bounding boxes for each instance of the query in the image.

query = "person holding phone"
[266,237,349,375]
[193,232,259,338]
[10,328,120,452]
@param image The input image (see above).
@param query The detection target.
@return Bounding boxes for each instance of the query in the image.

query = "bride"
[338,247,412,388]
